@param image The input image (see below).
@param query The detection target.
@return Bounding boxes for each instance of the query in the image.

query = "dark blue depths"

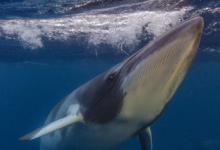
[0,59,220,150]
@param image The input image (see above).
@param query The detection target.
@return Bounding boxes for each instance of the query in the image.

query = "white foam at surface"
[0,6,192,50]
[0,20,43,49]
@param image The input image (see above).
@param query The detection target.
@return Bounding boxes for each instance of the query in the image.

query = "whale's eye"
[110,74,115,78]
[107,72,117,81]
[109,72,116,79]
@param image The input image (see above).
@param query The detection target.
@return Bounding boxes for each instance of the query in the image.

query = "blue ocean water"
[0,0,220,150]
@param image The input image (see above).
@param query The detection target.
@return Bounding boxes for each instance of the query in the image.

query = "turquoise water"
[0,0,220,150]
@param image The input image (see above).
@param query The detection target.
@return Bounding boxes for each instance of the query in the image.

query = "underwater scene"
[0,0,220,150]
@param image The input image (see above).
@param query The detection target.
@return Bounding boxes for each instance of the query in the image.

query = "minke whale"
[18,16,204,150]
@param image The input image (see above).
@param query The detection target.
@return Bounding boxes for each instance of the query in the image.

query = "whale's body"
[18,16,204,150]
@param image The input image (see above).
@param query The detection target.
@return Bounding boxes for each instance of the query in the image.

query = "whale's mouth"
[115,17,203,131]
[120,16,203,97]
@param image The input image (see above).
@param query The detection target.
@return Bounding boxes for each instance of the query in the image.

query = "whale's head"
[76,16,204,124]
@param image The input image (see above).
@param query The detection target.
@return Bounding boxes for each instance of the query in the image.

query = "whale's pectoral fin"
[139,127,153,150]
[18,114,83,142]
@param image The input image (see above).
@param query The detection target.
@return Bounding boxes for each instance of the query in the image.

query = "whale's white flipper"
[18,114,83,141]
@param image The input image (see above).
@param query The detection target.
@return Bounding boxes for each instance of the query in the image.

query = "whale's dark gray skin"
[18,16,204,150]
